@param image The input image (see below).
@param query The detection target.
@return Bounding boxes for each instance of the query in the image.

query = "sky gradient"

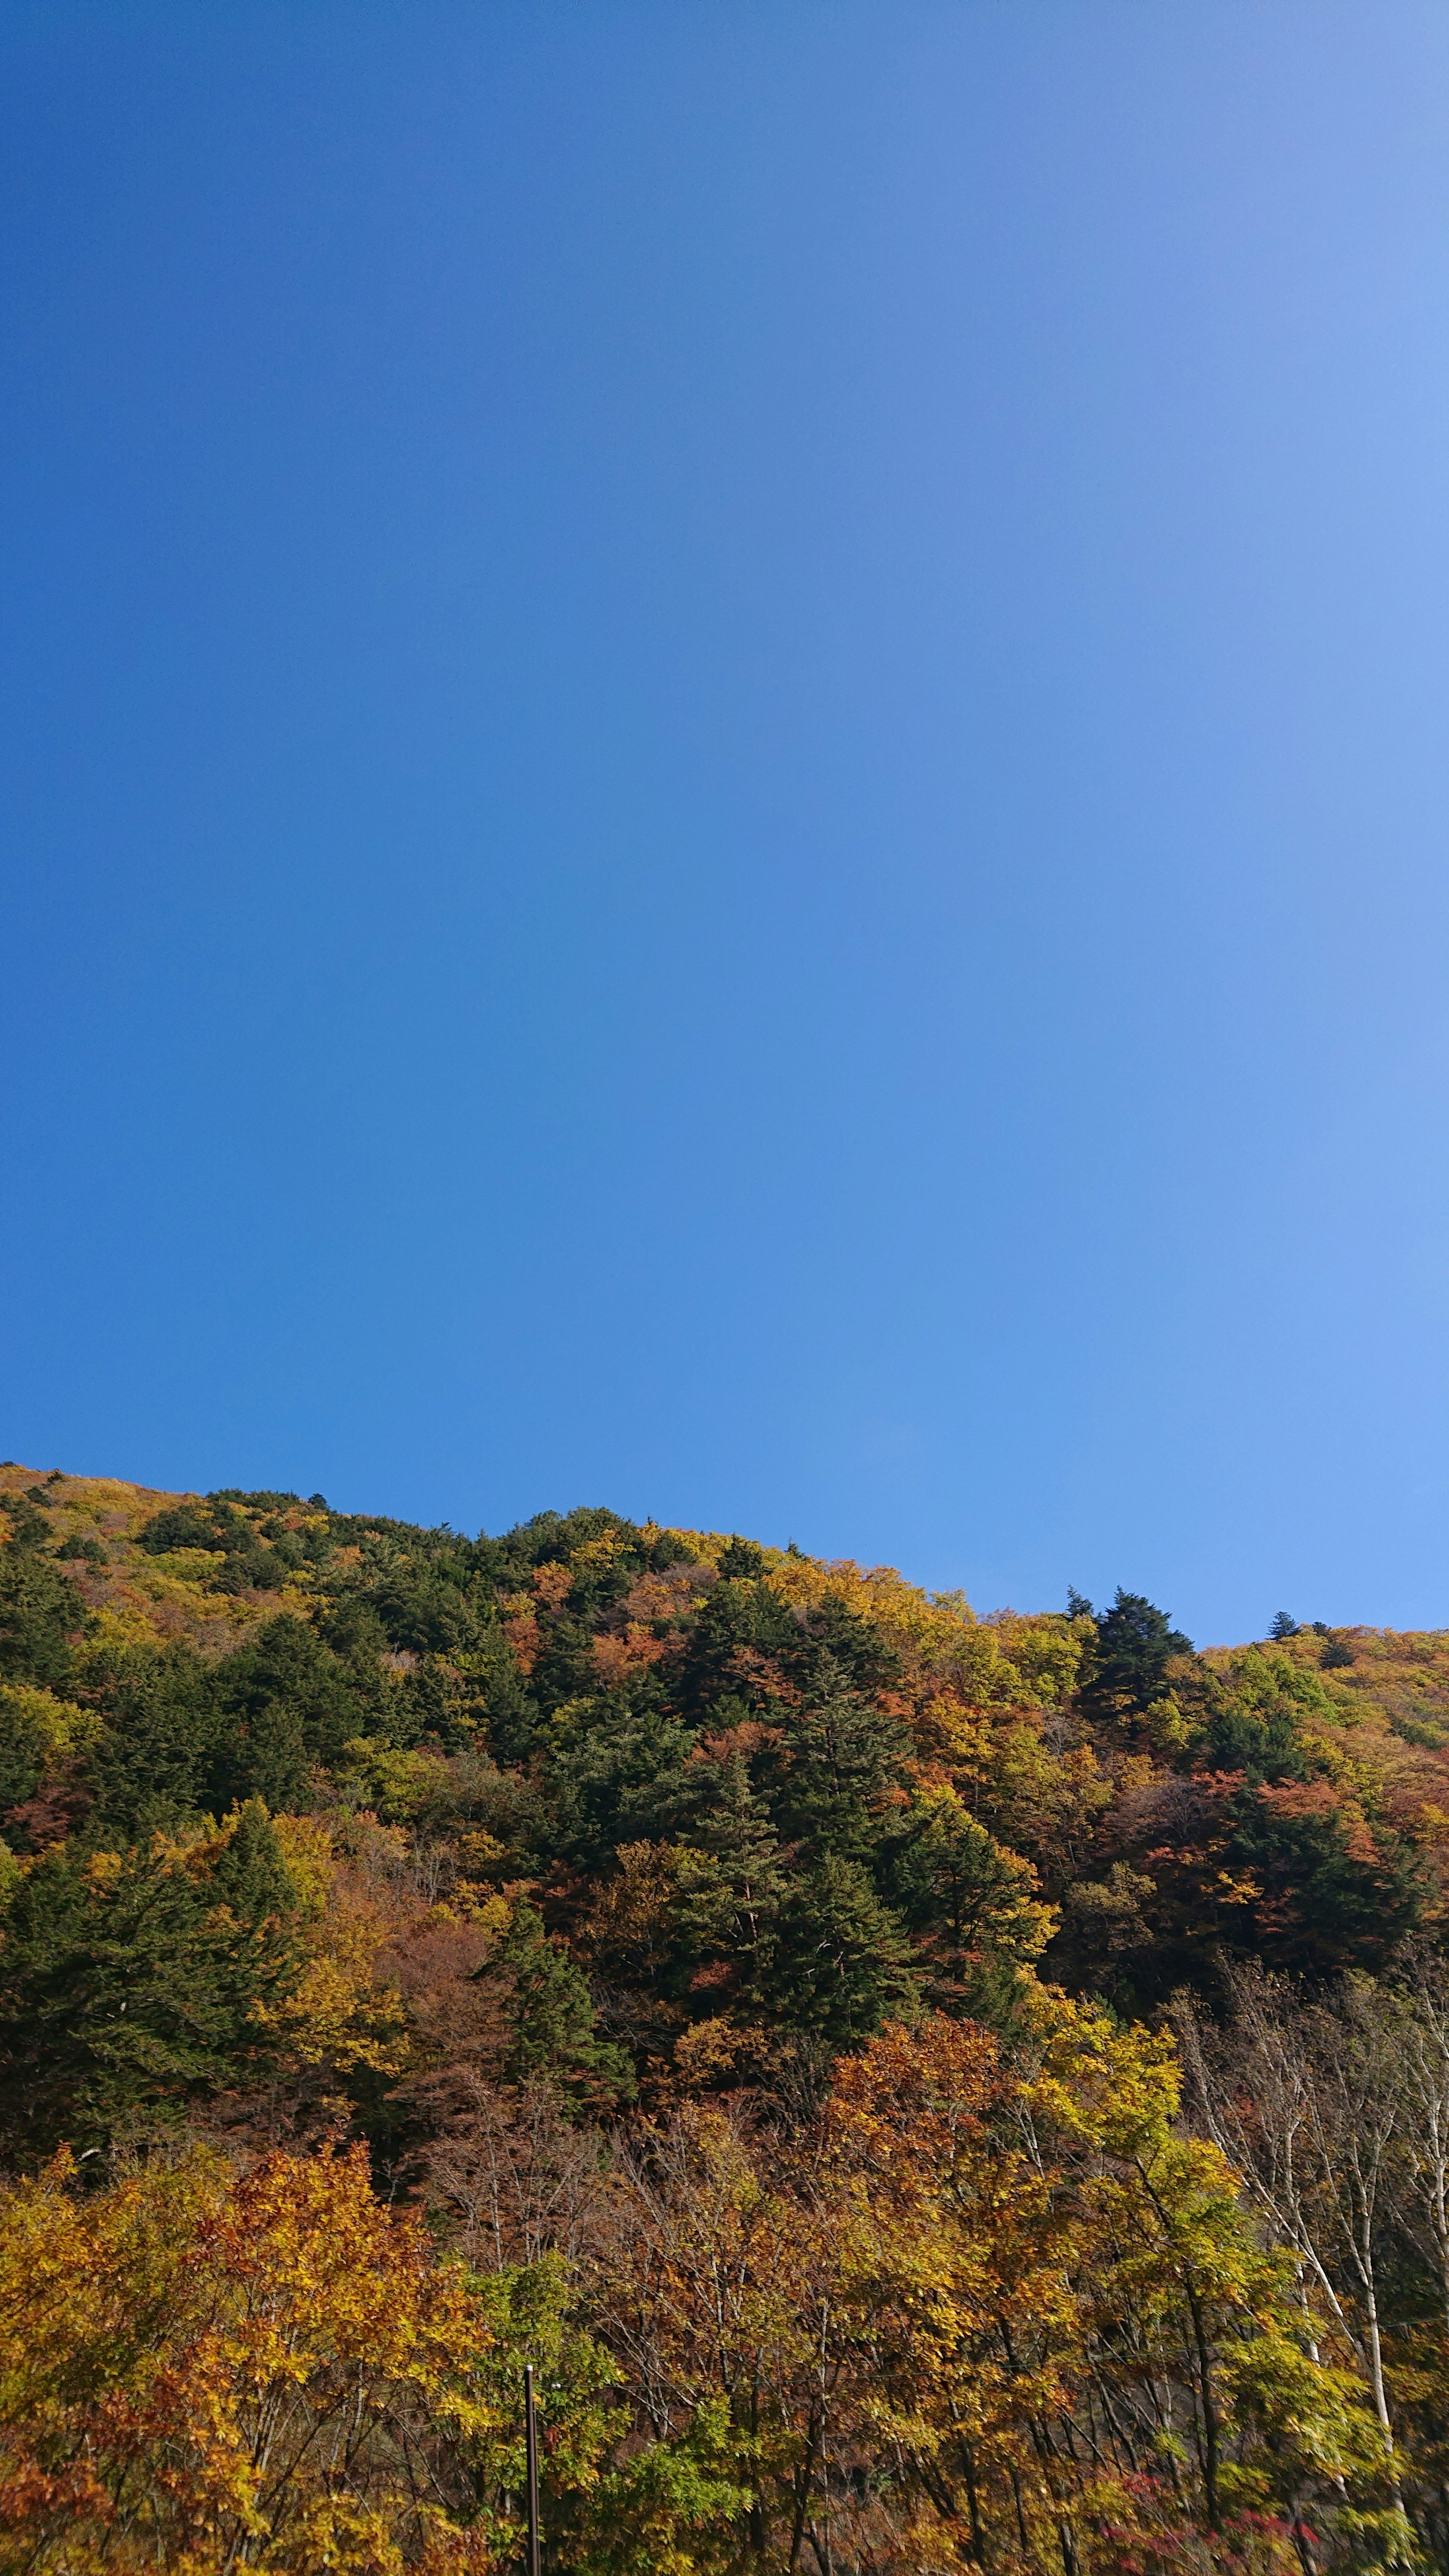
[5,2,1449,1644]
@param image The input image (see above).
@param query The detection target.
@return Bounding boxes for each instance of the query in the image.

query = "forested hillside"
[5,1463,1449,2571]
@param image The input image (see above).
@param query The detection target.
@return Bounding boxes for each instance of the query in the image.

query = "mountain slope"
[4,1461,1449,2571]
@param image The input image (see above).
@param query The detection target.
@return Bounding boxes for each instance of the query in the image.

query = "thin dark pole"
[525,2362,541,2576]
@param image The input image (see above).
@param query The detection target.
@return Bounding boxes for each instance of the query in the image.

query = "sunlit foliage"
[3,1463,1449,2567]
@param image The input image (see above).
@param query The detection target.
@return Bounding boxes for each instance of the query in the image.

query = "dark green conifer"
[763,1854,919,2049]
[1077,1588,1194,1729]
[0,1838,298,2156]
[208,1799,298,1924]
[495,1900,634,2109]
[0,1547,86,1691]
[679,1744,787,2002]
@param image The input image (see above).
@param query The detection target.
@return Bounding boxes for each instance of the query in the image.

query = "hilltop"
[6,1460,1449,2571]
[3,1457,1445,2055]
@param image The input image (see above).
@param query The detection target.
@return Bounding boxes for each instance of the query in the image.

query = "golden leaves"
[0,2144,505,2574]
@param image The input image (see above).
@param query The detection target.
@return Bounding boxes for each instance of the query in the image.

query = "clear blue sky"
[5,3,1449,1644]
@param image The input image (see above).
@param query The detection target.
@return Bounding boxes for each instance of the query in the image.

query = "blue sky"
[5,2,1449,1644]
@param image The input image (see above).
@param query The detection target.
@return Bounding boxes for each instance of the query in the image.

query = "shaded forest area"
[4,1464,1449,2571]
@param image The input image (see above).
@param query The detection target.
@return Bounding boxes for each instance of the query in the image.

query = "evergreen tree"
[678,1746,788,2003]
[759,1656,912,1864]
[0,1549,85,1692]
[478,1649,542,1765]
[715,1536,766,1580]
[763,1854,919,2050]
[677,1571,803,1714]
[87,1646,222,1838]
[214,1611,383,1787]
[885,1796,1052,2019]
[208,1799,298,1924]
[1226,1789,1424,1975]
[495,1900,634,2109]
[540,1686,695,1870]
[1077,1587,1194,1729]
[0,1839,298,2156]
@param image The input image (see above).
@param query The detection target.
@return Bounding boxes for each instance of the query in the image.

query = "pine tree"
[495,1900,634,2110]
[763,1853,920,2050]
[0,1838,299,2156]
[0,1548,86,1692]
[1077,1587,1194,1729]
[760,1655,912,1863]
[679,1746,788,2003]
[208,1799,298,1925]
[87,1645,223,1838]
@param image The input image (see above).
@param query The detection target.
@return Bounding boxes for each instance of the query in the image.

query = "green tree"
[758,1657,911,1864]
[1229,1785,1424,1975]
[497,1900,634,2110]
[540,1685,695,1871]
[0,1549,86,1692]
[763,1853,920,2052]
[208,1798,298,1924]
[715,1536,766,1580]
[1077,1584,1194,1729]
[678,1744,788,2006]
[0,1834,300,2158]
[211,1610,392,1804]
[86,1646,222,1838]
[886,1790,1055,2020]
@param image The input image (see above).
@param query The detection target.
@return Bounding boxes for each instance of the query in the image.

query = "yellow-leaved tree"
[0,2141,614,2575]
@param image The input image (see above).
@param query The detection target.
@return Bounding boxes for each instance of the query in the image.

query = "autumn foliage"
[2,1468,1448,2567]
[0,2144,503,2572]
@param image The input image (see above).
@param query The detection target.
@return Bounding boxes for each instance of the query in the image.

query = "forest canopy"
[3,1462,1449,2572]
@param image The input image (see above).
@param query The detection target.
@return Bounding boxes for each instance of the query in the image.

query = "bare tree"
[1175,1971,1405,2413]
[417,2075,613,2272]
[1388,1947,1449,2338]
[1177,1963,1411,2544]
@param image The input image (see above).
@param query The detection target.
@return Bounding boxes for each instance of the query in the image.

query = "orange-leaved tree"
[587,2010,1391,2574]
[0,2139,612,2574]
